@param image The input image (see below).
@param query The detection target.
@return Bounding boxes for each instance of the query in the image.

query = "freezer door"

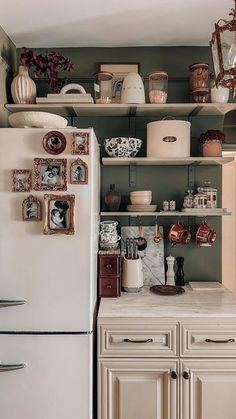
[0,333,93,419]
[0,128,100,331]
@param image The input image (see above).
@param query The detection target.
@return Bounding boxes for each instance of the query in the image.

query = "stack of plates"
[127,204,157,212]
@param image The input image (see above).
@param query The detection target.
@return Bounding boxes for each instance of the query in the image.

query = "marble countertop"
[98,286,236,319]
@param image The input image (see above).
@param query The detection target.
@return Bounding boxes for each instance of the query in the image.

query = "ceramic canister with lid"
[147,119,191,158]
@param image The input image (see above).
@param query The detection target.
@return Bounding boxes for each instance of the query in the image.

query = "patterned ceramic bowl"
[104,137,142,158]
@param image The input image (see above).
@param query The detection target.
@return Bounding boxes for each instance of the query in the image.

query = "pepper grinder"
[176,256,185,286]
[166,255,175,286]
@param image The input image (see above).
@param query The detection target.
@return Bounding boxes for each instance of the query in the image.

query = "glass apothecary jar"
[193,187,208,209]
[183,189,194,208]
[94,71,113,104]
[203,181,217,208]
[149,71,168,104]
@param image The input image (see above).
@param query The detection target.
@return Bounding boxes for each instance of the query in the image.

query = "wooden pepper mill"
[176,256,185,286]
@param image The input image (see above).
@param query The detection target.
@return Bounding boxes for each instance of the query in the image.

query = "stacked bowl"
[128,190,157,212]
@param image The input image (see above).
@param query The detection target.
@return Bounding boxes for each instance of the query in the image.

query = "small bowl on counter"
[104,137,142,157]
[130,190,152,205]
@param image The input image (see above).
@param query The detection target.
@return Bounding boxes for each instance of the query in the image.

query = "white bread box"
[147,120,191,158]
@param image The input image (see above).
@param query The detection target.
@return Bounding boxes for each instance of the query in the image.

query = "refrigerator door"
[0,333,93,419]
[0,128,100,331]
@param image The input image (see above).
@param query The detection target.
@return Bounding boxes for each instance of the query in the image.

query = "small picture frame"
[34,158,67,191]
[71,132,89,155]
[22,195,42,221]
[44,194,75,235]
[70,158,88,184]
[12,170,31,192]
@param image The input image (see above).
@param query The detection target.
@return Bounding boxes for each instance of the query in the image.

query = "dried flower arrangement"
[199,129,226,143]
[20,47,74,92]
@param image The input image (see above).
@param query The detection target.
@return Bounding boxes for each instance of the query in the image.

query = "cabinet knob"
[183,371,190,380]
[105,284,112,289]
[171,371,178,379]
[106,264,112,269]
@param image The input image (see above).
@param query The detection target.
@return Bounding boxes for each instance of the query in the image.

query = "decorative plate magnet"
[42,131,67,155]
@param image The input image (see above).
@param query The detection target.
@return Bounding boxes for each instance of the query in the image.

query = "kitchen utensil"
[121,73,145,104]
[150,285,185,295]
[104,137,142,157]
[153,220,162,243]
[122,256,143,292]
[169,222,191,245]
[136,223,147,251]
[176,257,185,286]
[196,221,216,246]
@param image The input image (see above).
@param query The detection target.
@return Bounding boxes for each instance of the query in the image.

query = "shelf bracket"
[188,165,195,188]
[129,216,136,226]
[129,164,136,188]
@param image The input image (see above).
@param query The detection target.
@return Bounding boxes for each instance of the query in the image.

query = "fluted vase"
[11,65,36,104]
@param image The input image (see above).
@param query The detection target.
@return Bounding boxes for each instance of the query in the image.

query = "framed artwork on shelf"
[43,194,75,235]
[70,158,88,184]
[34,158,67,191]
[12,169,31,192]
[42,131,67,155]
[100,63,140,103]
[22,195,42,221]
[71,132,89,155]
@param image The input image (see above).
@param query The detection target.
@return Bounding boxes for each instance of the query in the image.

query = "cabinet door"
[99,359,178,419]
[181,359,236,419]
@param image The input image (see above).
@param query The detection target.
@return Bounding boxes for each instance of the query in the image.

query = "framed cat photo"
[70,158,88,185]
[34,158,67,191]
[22,195,42,221]
[12,169,31,192]
[44,194,75,235]
[71,132,89,155]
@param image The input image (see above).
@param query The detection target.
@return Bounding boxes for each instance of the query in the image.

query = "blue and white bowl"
[104,137,142,158]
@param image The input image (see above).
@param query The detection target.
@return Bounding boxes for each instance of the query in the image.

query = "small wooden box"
[99,250,121,298]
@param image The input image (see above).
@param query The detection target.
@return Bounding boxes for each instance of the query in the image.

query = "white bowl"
[8,111,68,128]
[130,195,152,205]
[130,190,152,195]
[104,137,142,157]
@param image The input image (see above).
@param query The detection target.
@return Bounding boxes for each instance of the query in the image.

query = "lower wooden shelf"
[100,209,231,217]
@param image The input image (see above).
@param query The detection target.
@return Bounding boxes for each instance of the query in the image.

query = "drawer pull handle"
[183,371,190,380]
[105,284,112,289]
[205,338,235,344]
[0,299,26,307]
[105,264,112,269]
[0,363,26,372]
[171,371,178,379]
[123,338,153,344]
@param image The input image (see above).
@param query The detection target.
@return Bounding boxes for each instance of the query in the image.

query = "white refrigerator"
[0,127,100,419]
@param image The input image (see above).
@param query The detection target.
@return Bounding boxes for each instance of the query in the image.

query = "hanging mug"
[196,222,216,246]
[169,222,191,245]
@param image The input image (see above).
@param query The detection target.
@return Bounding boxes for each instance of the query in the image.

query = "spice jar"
[94,71,113,104]
[193,187,208,209]
[149,71,168,104]
[183,189,194,208]
[203,181,217,208]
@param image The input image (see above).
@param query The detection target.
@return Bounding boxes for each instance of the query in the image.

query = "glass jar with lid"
[183,189,194,208]
[203,181,217,208]
[94,71,113,104]
[149,71,168,104]
[193,187,208,209]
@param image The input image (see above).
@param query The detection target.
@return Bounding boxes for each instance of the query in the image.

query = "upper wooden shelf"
[5,103,236,118]
[102,157,234,166]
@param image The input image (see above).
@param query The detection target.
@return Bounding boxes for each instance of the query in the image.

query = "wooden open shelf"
[100,209,231,217]
[102,157,234,166]
[5,103,236,118]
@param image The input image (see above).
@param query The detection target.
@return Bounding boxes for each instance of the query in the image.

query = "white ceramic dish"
[130,196,152,205]
[104,137,142,157]
[8,111,68,128]
[130,190,152,195]
[127,204,157,212]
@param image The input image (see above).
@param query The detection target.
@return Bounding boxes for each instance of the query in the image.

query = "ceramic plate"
[127,204,157,212]
[42,131,67,155]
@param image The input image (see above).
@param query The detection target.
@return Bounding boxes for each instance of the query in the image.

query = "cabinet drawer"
[99,255,120,275]
[99,277,121,298]
[181,323,236,357]
[99,323,178,357]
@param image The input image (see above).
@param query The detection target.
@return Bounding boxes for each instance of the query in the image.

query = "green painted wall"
[16,46,235,282]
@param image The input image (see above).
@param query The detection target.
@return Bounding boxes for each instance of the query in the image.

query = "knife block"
[122,257,143,293]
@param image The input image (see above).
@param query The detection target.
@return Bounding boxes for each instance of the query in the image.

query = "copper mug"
[169,222,191,245]
[196,222,216,246]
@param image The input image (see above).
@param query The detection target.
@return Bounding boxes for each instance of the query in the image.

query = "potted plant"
[11,47,74,104]
[200,129,226,157]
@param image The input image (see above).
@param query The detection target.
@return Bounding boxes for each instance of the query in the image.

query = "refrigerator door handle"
[0,363,27,371]
[0,299,27,307]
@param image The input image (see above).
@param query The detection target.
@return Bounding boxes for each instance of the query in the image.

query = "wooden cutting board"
[188,281,225,291]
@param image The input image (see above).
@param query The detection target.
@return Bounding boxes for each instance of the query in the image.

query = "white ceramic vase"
[211,86,230,103]
[11,65,36,104]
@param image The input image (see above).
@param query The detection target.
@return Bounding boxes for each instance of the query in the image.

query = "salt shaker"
[166,255,175,286]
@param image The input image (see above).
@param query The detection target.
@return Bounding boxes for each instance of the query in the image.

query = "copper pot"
[196,222,216,246]
[169,222,191,245]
